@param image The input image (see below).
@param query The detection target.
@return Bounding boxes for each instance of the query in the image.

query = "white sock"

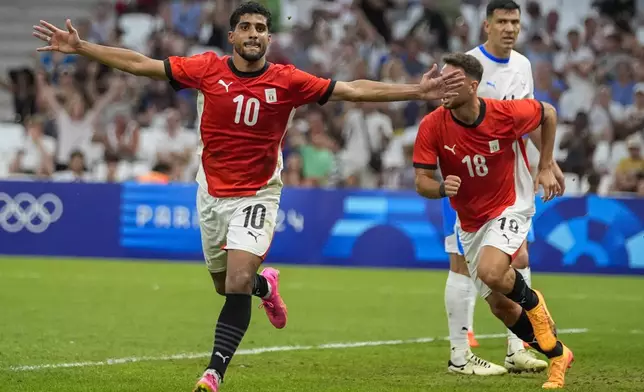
[445,271,475,364]
[507,267,532,354]
[516,267,532,288]
[467,286,476,332]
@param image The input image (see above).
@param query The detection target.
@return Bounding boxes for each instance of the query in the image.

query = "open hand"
[419,64,465,101]
[33,19,81,54]
[552,161,565,196]
[534,167,561,202]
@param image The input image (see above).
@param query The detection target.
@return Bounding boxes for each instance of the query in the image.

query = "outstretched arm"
[34,19,166,80]
[330,64,464,102]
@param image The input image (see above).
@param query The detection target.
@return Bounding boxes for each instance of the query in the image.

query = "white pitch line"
[8,328,589,372]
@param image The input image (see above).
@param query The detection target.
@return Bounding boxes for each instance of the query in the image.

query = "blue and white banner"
[0,180,643,275]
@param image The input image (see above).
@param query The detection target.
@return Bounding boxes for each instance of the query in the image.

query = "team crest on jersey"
[489,139,500,153]
[265,88,277,103]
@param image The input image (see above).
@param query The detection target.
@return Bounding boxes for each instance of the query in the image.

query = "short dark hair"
[230,1,272,31]
[486,0,521,17]
[442,53,484,82]
[70,150,85,160]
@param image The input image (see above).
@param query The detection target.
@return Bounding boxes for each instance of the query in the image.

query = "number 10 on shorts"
[243,204,266,229]
[498,216,519,233]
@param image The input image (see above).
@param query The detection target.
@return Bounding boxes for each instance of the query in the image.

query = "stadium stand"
[1,0,643,197]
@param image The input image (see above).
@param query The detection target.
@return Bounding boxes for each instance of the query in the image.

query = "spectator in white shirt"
[155,108,197,179]
[92,152,132,183]
[9,115,55,178]
[339,102,393,188]
[553,28,595,91]
[90,1,116,44]
[52,150,92,182]
[38,72,122,169]
[103,111,140,161]
[589,85,625,141]
[620,82,644,140]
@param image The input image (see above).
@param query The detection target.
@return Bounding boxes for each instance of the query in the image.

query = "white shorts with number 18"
[197,185,280,273]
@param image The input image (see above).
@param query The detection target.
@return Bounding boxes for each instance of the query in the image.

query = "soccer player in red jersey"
[413,53,573,390]
[32,3,464,391]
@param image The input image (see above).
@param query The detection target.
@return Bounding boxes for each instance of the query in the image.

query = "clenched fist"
[443,175,461,197]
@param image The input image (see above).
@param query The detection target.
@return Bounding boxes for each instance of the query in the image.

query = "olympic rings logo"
[0,193,63,234]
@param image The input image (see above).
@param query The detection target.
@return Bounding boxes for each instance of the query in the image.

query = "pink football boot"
[193,369,219,392]
[259,267,288,329]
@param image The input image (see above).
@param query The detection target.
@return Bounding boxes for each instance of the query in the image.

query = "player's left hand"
[534,167,561,202]
[419,64,465,101]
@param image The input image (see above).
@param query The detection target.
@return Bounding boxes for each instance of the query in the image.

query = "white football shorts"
[196,185,280,273]
[458,208,531,299]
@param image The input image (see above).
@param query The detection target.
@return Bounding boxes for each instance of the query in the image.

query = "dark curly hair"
[229,2,272,31]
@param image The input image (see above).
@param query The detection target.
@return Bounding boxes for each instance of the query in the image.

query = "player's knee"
[477,247,512,291]
[225,271,255,293]
[449,254,469,275]
[477,265,505,291]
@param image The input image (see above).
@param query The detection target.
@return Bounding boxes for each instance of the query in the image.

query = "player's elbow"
[542,102,557,123]
[130,57,165,80]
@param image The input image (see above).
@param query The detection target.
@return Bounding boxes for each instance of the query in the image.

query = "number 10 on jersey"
[233,95,260,126]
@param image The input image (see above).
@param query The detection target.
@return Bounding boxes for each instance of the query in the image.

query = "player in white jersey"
[442,0,565,376]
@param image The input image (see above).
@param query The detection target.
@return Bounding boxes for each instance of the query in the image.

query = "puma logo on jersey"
[444,144,456,155]
[218,79,232,92]
[502,233,510,244]
[215,352,230,363]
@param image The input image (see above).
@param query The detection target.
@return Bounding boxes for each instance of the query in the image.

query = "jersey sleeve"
[164,52,216,91]
[413,114,439,169]
[505,99,545,138]
[289,67,336,107]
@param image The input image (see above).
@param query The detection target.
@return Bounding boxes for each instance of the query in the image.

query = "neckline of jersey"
[227,57,271,78]
[450,98,487,128]
[478,44,510,64]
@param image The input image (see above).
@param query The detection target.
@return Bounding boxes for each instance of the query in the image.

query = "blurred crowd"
[1,0,644,197]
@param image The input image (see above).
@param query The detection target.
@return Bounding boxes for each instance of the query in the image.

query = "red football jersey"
[164,53,335,197]
[413,98,544,232]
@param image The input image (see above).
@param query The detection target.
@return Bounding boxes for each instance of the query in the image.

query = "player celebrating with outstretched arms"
[441,0,565,376]
[413,53,573,390]
[32,2,464,391]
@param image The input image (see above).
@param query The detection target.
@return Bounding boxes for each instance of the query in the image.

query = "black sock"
[252,274,269,298]
[509,310,564,358]
[504,269,539,310]
[208,294,252,380]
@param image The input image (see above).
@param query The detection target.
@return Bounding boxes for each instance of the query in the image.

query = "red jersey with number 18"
[164,53,335,197]
[413,98,544,232]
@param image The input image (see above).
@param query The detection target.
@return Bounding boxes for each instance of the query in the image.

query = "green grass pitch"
[0,257,643,391]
